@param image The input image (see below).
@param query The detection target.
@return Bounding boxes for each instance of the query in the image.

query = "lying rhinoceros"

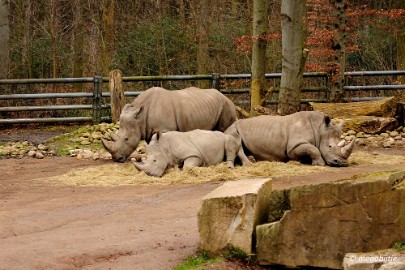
[225,111,355,167]
[102,87,237,162]
[133,130,244,177]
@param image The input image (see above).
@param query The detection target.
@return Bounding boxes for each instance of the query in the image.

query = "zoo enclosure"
[0,70,404,124]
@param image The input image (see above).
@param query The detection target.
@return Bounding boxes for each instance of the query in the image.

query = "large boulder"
[198,178,272,256]
[256,170,405,269]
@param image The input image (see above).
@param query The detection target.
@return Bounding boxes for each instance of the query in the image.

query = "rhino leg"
[224,125,252,167]
[183,156,203,169]
[288,143,326,166]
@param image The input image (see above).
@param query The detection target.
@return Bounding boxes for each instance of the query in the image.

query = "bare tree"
[0,0,9,78]
[191,0,211,89]
[101,0,115,76]
[278,0,308,115]
[250,0,269,115]
[72,0,84,83]
[396,0,405,84]
[329,0,347,101]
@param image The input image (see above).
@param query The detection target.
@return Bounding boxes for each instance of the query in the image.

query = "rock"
[383,141,393,148]
[92,152,100,160]
[343,249,405,270]
[198,178,272,256]
[82,132,91,138]
[381,133,389,138]
[80,139,91,145]
[79,149,93,159]
[390,131,399,137]
[343,116,398,134]
[356,132,366,138]
[37,144,48,151]
[27,150,36,157]
[347,130,356,136]
[256,170,405,269]
[35,152,44,159]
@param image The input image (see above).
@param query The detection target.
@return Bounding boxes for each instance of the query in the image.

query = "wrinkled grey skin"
[133,130,248,177]
[225,111,355,167]
[102,87,237,162]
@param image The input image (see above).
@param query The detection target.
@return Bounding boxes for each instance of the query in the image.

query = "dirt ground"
[0,128,404,270]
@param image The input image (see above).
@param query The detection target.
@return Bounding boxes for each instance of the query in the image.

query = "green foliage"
[46,124,114,155]
[392,242,405,251]
[173,251,222,270]
[224,246,250,262]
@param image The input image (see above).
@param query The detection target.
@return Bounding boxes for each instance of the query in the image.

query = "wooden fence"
[0,70,404,124]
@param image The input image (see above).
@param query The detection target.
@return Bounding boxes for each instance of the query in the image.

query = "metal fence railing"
[0,70,404,124]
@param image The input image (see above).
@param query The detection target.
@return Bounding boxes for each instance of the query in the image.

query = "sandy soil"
[0,128,404,269]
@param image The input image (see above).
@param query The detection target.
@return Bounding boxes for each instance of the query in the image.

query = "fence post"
[109,69,125,123]
[93,75,102,124]
[212,73,220,90]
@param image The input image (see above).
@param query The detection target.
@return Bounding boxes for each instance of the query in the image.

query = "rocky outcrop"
[198,178,272,256]
[256,170,405,269]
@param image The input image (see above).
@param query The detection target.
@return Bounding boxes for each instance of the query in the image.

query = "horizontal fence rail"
[0,70,404,124]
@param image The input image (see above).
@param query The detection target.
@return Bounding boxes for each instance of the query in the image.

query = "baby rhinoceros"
[133,130,243,177]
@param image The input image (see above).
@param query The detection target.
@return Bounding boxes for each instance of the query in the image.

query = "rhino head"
[133,132,169,177]
[318,115,355,167]
[102,105,144,162]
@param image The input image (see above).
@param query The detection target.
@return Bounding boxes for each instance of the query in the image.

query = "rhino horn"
[133,161,144,172]
[110,134,118,142]
[101,138,115,153]
[341,138,355,158]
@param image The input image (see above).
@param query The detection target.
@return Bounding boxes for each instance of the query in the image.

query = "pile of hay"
[39,151,405,187]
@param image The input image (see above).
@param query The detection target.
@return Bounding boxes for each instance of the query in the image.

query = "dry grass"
[38,150,405,187]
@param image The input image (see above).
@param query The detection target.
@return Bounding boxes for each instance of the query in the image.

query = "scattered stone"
[390,131,399,137]
[347,130,356,136]
[380,133,389,138]
[35,152,44,159]
[356,132,366,138]
[80,139,91,145]
[27,150,36,157]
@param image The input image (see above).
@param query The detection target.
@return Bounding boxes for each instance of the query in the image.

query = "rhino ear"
[131,106,143,119]
[151,131,162,143]
[324,114,331,127]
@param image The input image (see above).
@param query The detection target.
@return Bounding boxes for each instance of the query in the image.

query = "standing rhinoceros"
[102,87,237,162]
[225,111,355,167]
[133,130,243,177]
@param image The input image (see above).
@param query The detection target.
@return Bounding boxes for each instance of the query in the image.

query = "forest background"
[0,0,404,83]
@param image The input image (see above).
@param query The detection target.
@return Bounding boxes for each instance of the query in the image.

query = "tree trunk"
[195,0,210,89]
[0,0,9,78]
[101,0,115,76]
[329,0,347,101]
[109,69,125,124]
[309,97,397,118]
[48,0,59,78]
[278,0,307,115]
[72,0,84,89]
[22,0,31,77]
[396,0,405,84]
[250,0,268,116]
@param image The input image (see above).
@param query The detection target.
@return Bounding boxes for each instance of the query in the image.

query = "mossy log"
[309,97,397,118]
[342,116,398,134]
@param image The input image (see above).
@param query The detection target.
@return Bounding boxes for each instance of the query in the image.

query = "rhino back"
[236,112,324,161]
[164,130,226,166]
[132,87,236,141]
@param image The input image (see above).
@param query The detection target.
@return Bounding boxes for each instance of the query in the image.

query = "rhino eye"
[124,137,129,142]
